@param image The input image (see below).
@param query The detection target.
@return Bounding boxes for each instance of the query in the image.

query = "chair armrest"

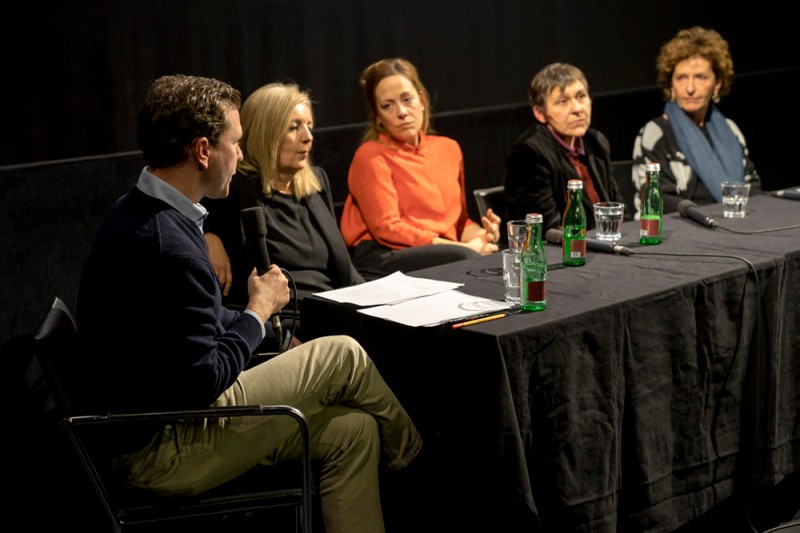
[62,404,312,530]
[64,404,305,427]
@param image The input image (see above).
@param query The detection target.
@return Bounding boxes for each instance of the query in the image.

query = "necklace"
[273,176,293,194]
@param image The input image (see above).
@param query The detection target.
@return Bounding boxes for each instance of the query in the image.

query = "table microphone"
[545,228,633,255]
[677,199,719,228]
[772,188,800,200]
[240,207,283,350]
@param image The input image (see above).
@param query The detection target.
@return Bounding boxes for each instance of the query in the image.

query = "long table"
[302,193,800,532]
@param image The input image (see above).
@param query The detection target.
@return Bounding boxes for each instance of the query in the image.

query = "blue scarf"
[665,100,744,201]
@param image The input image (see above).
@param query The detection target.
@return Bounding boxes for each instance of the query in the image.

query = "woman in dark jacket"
[203,82,363,340]
[504,62,627,232]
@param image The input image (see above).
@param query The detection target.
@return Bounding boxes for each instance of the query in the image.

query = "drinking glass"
[507,220,528,253]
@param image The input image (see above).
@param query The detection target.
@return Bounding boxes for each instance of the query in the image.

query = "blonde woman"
[203,82,363,313]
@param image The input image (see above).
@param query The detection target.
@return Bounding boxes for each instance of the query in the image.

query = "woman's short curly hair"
[655,26,734,101]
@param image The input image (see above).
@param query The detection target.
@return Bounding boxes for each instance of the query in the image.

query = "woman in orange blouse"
[340,57,501,279]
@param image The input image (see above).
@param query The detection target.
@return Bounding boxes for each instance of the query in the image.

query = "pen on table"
[451,313,507,330]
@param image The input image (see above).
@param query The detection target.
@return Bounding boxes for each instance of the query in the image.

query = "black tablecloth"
[302,193,800,532]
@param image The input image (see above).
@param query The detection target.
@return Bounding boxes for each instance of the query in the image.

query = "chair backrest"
[474,185,505,218]
[473,185,507,244]
[10,297,88,530]
[34,297,80,418]
[611,159,637,216]
[32,297,314,532]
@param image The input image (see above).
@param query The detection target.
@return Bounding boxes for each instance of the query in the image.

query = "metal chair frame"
[33,296,313,532]
[763,520,800,533]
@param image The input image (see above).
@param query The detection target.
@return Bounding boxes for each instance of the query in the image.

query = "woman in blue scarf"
[632,26,760,217]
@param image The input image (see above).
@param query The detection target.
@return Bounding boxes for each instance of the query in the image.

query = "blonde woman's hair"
[237,82,321,199]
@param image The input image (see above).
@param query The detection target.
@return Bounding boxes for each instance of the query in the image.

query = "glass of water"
[502,249,521,303]
[507,220,528,252]
[593,202,625,241]
[721,181,751,218]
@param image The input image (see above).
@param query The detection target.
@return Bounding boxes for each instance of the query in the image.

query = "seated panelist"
[632,26,761,216]
[504,62,627,232]
[339,57,501,279]
[202,82,364,339]
[78,74,422,533]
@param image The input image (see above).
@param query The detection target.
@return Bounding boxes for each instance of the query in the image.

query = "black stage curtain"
[2,0,797,166]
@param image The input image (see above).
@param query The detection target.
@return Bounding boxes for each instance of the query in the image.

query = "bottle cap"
[525,213,543,224]
[646,162,661,172]
[567,179,583,190]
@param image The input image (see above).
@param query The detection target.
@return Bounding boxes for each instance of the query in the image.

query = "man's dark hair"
[137,75,241,169]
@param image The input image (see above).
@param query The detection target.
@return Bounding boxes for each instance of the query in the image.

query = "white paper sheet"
[357,289,513,327]
[314,271,464,306]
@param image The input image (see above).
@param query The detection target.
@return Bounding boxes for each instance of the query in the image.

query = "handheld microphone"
[772,188,800,200]
[240,207,283,350]
[677,199,719,228]
[545,228,633,256]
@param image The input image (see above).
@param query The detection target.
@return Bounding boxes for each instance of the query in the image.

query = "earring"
[670,90,676,102]
[712,92,720,104]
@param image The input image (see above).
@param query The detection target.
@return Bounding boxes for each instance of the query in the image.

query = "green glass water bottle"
[639,162,663,245]
[520,213,547,312]
[562,179,587,266]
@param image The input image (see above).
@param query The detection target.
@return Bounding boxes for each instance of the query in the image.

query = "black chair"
[33,296,313,532]
[473,184,507,244]
[611,159,637,216]
[473,184,505,218]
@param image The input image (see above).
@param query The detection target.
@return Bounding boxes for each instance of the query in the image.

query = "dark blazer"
[202,166,363,307]
[504,123,626,231]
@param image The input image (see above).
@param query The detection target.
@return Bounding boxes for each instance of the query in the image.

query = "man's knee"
[307,335,370,369]
[327,335,365,356]
[337,410,381,470]
[337,409,380,448]
[314,407,380,463]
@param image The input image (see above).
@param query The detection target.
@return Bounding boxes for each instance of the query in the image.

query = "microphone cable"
[677,198,800,234]
[716,222,800,235]
[279,267,298,352]
[634,249,772,511]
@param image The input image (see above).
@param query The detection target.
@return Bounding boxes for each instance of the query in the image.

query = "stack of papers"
[359,288,513,327]
[315,271,462,306]
[314,271,513,327]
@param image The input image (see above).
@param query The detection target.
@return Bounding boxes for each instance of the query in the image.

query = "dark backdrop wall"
[3,5,797,527]
[1,1,798,347]
[1,0,796,166]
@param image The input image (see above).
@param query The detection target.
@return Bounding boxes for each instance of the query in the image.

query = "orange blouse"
[340,132,478,249]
